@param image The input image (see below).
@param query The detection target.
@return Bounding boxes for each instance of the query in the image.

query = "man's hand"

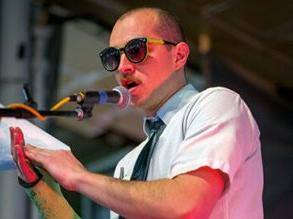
[10,127,40,184]
[24,145,87,191]
[10,128,81,218]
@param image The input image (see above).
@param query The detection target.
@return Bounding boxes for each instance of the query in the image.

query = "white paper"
[0,104,71,170]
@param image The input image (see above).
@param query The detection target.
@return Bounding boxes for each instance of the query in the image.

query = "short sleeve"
[169,88,260,184]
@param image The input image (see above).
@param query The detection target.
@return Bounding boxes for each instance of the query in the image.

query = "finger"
[9,127,24,161]
[15,145,38,183]
[15,127,25,146]
[10,127,25,146]
[24,144,36,149]
[13,145,23,176]
[24,144,53,158]
[9,127,15,145]
[10,133,16,160]
[23,147,47,168]
[25,144,46,153]
[9,127,16,157]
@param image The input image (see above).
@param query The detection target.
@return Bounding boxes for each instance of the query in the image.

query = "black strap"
[18,167,43,188]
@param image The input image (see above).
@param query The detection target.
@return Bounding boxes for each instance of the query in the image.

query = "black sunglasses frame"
[99,37,178,72]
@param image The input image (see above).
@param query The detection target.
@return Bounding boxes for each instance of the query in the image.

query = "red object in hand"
[10,127,39,184]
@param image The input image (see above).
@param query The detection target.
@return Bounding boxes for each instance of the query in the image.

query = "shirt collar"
[143,84,198,135]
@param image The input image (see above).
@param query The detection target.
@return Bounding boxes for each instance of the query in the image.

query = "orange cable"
[7,103,46,121]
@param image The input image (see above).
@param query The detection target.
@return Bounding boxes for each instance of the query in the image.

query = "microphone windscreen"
[113,86,131,109]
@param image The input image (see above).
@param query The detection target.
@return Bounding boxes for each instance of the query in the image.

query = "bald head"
[108,7,189,114]
[114,7,185,43]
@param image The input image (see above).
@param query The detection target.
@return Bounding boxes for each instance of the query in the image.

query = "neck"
[144,77,187,117]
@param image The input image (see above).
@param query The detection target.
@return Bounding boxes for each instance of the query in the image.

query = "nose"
[118,53,135,75]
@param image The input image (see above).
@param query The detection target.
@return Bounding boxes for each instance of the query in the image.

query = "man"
[12,7,263,219]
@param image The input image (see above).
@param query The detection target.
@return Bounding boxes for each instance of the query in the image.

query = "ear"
[173,42,190,71]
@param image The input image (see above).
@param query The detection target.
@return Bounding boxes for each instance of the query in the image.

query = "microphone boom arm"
[0,86,131,121]
[0,108,86,120]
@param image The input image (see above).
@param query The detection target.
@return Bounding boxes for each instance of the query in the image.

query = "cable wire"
[50,97,71,111]
[6,103,46,121]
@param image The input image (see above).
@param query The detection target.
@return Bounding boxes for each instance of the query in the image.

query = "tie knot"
[146,117,165,134]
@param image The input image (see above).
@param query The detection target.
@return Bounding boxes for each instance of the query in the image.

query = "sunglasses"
[98,37,178,71]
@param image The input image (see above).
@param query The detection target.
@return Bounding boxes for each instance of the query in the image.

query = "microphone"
[0,87,131,120]
[76,86,131,109]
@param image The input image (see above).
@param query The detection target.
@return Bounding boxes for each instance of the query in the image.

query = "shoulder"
[182,87,244,115]
[192,86,241,106]
[186,87,245,117]
[180,86,256,131]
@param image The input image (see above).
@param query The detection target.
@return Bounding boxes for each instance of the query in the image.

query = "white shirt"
[111,85,263,219]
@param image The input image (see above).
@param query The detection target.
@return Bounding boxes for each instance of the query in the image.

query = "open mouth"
[122,80,140,90]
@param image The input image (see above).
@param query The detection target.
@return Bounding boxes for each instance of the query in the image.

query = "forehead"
[110,12,159,47]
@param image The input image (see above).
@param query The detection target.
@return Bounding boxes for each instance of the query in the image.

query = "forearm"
[75,171,213,219]
[25,172,80,219]
[23,144,224,218]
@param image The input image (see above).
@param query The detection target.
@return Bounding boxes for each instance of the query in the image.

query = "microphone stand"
[0,84,94,121]
[0,108,86,120]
